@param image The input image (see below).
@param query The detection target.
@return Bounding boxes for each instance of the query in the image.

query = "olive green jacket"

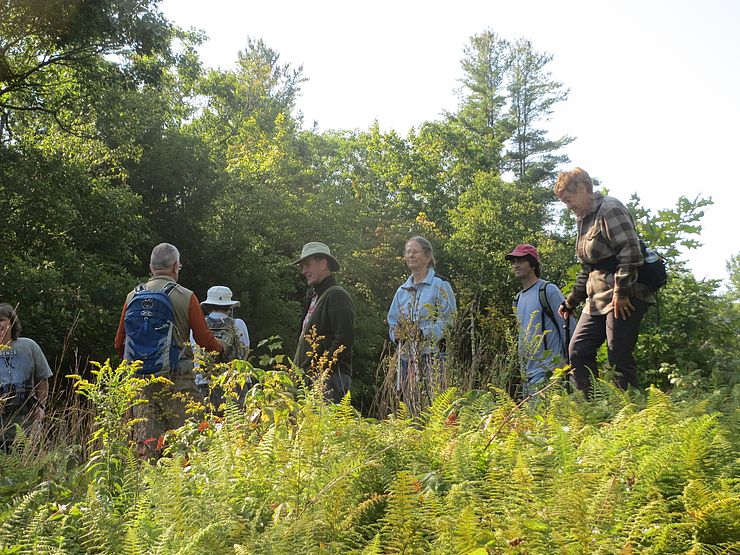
[294,276,355,377]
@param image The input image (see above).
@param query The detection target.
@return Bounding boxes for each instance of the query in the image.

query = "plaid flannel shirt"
[566,193,655,315]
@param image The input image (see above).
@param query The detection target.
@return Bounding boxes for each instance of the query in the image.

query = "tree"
[0,0,173,137]
[727,254,740,302]
[504,38,573,185]
[447,173,555,305]
[451,30,511,173]
[0,144,144,365]
[627,194,713,266]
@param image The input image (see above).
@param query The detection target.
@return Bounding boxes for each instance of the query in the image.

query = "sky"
[160,0,739,284]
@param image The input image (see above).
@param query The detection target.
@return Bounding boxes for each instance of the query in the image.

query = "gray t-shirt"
[0,337,53,389]
[515,279,576,384]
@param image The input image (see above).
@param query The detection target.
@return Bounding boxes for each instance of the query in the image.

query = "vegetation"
[1,1,739,551]
[1,356,738,554]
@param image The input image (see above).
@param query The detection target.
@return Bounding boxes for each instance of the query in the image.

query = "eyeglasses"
[177,262,183,271]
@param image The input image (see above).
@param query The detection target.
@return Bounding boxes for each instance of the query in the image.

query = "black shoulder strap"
[161,282,178,296]
[134,281,177,296]
[539,281,565,353]
[538,282,556,324]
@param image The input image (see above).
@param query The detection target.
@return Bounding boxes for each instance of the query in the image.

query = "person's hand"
[558,300,574,319]
[612,295,635,320]
[31,403,46,421]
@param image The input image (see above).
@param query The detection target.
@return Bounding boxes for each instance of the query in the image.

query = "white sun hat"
[201,286,240,308]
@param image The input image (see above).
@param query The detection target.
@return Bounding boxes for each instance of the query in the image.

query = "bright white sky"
[161,0,739,284]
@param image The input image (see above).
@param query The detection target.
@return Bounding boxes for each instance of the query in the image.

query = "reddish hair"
[555,167,593,197]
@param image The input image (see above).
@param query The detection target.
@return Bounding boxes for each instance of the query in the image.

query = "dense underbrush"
[1,358,739,555]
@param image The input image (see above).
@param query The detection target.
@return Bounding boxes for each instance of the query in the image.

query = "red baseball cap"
[505,243,540,262]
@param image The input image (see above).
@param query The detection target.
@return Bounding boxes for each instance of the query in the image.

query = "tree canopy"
[0,9,735,411]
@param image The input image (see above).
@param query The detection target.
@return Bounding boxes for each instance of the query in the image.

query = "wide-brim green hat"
[293,242,340,272]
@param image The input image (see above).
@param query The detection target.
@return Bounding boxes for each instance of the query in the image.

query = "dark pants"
[0,405,35,452]
[569,298,648,395]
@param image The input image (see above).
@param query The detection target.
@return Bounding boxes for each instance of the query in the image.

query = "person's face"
[404,241,431,272]
[299,256,330,286]
[0,315,11,343]
[509,257,535,281]
[558,183,593,217]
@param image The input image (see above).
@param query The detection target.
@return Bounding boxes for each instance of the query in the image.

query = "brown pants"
[132,371,201,456]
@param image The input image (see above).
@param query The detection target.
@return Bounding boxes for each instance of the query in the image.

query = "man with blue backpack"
[114,243,224,457]
[507,244,576,396]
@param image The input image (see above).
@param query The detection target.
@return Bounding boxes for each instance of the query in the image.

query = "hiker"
[114,243,224,456]
[506,244,576,394]
[0,303,52,451]
[555,168,654,395]
[192,286,250,402]
[387,236,457,403]
[294,242,355,403]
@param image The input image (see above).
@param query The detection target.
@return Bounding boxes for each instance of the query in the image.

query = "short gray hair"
[150,243,180,271]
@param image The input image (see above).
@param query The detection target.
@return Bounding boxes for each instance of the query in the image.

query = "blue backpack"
[123,282,180,375]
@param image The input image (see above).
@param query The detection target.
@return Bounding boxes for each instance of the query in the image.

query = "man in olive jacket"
[294,242,355,403]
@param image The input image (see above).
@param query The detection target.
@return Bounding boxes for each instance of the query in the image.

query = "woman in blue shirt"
[387,237,457,409]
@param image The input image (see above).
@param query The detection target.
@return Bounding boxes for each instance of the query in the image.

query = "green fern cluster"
[0,360,738,554]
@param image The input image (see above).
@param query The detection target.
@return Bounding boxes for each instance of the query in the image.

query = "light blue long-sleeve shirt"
[387,268,457,343]
[515,279,576,384]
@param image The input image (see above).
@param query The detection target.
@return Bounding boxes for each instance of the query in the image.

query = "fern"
[379,471,430,554]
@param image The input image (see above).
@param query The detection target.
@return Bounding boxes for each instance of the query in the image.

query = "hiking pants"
[132,369,201,457]
[569,298,648,395]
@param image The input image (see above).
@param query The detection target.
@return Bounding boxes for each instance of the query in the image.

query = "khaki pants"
[132,371,201,457]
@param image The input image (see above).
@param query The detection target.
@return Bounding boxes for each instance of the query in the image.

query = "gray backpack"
[205,314,248,362]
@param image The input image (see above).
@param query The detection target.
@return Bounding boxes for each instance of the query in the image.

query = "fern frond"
[379,471,430,554]
[0,484,50,547]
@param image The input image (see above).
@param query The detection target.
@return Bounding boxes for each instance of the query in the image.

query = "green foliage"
[0,0,174,134]
[637,270,739,391]
[628,193,713,265]
[1,17,737,554]
[1,361,739,554]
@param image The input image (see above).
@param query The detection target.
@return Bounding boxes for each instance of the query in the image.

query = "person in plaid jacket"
[555,168,655,395]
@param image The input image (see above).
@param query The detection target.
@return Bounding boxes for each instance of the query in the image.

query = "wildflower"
[198,421,210,433]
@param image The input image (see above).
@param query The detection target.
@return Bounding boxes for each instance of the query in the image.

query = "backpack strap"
[514,281,566,357]
[161,281,178,296]
[314,285,343,311]
[538,282,557,325]
[538,281,565,354]
[134,281,178,296]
